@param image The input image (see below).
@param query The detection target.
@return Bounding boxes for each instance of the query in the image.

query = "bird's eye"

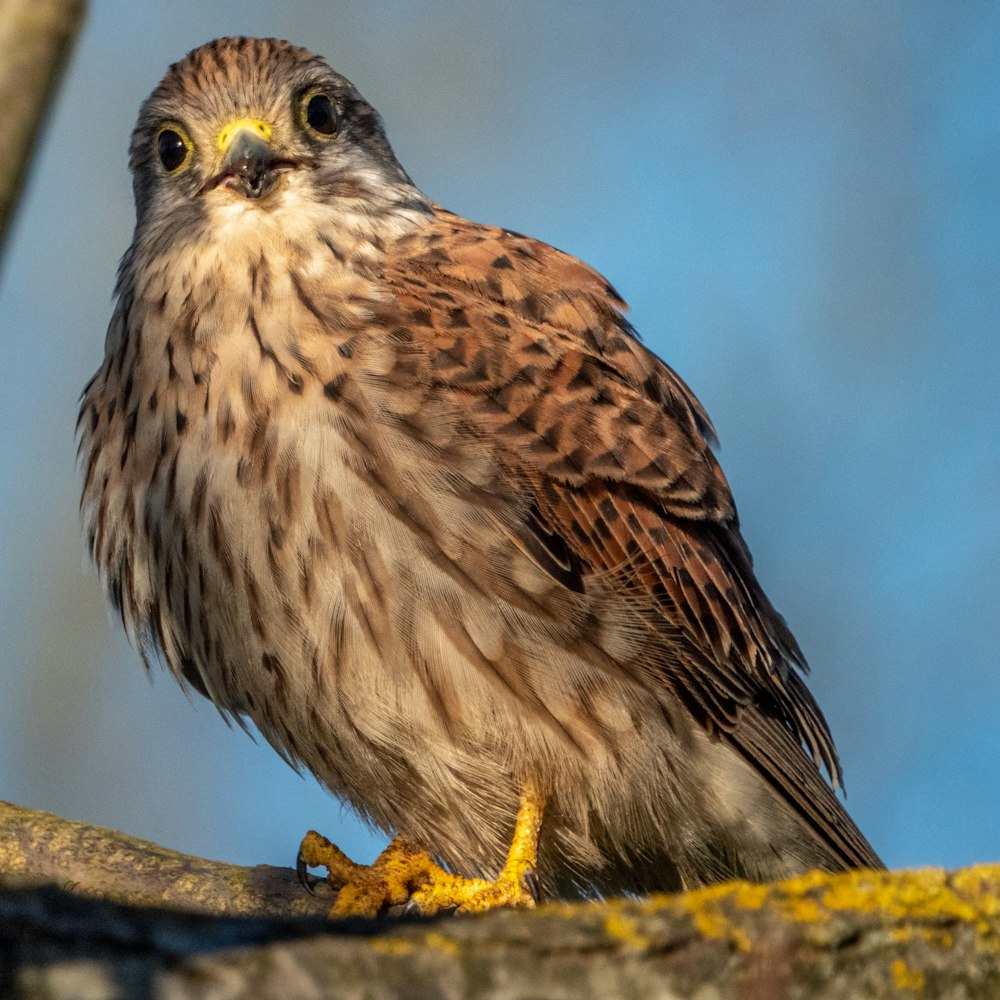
[301,91,338,138]
[156,127,191,173]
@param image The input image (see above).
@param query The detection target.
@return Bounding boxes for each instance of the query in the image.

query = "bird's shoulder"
[380,206,735,524]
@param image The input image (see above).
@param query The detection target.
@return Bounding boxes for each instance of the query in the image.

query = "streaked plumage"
[79,37,881,905]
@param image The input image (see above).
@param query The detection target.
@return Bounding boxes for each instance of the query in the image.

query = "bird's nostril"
[225,155,275,198]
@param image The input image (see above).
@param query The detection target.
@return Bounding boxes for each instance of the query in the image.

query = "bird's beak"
[211,118,289,199]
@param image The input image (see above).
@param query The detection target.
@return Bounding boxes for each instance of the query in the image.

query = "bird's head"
[127,37,428,247]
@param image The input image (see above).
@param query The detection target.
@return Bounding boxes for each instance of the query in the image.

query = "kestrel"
[78,37,882,917]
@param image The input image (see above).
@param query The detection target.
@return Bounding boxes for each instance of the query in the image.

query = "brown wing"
[383,207,880,869]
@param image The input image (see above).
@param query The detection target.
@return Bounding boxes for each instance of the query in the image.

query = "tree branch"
[0,800,331,918]
[0,0,86,259]
[2,800,999,998]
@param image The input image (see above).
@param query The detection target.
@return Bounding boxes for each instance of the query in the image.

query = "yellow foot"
[297,779,545,918]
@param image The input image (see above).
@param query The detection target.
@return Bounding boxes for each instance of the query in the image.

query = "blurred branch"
[3,800,1000,998]
[0,0,85,260]
[0,799,332,918]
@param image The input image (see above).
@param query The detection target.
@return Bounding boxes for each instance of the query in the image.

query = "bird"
[78,36,882,917]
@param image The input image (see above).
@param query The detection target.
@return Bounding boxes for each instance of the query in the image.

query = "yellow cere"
[216,118,272,152]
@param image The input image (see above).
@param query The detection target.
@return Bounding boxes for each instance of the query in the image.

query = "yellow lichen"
[820,868,981,925]
[729,882,771,911]
[604,911,652,951]
[369,937,415,957]
[951,870,1000,919]
[683,897,753,952]
[891,959,926,991]
[889,926,954,949]
[730,926,753,952]
[655,863,1000,961]
[775,893,822,924]
[421,931,459,957]
[688,907,730,941]
[686,866,999,925]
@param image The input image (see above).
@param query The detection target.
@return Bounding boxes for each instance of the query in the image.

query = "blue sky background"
[1,1,997,876]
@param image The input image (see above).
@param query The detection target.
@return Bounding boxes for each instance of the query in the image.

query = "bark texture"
[0,0,85,257]
[2,801,998,999]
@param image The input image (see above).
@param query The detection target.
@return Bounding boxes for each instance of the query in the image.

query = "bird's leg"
[297,779,545,918]
[406,777,545,916]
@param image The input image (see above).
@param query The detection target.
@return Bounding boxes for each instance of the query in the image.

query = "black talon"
[296,851,317,895]
[523,868,541,903]
[401,897,422,917]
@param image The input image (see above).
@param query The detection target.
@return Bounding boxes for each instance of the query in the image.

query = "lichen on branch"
[2,800,999,998]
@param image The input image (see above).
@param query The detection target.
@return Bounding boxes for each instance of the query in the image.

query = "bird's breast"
[81,262,672,841]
